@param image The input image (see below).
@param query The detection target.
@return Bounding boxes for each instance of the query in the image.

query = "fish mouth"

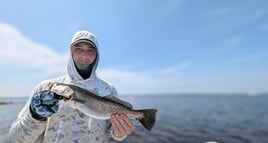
[46,82,75,100]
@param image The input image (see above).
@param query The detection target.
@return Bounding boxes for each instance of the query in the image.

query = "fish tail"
[138,109,157,131]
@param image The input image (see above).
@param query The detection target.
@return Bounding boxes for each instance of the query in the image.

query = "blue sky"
[0,0,267,97]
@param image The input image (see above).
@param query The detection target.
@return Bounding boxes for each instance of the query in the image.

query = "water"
[0,97,27,143]
[1,95,268,143]
[119,95,268,143]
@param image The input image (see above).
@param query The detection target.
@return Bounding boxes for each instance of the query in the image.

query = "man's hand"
[111,114,135,138]
[30,91,62,120]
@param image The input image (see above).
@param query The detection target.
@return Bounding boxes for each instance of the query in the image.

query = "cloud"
[259,24,268,31]
[225,53,265,65]
[225,35,243,46]
[0,22,68,76]
[216,35,244,51]
[211,7,232,16]
[155,63,189,76]
[1,22,266,97]
[253,9,268,19]
[164,0,184,16]
[98,64,189,94]
[0,22,191,96]
[148,0,184,22]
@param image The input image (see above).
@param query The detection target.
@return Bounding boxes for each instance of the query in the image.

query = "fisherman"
[9,31,135,143]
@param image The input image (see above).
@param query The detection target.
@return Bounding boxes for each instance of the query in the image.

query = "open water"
[1,94,268,143]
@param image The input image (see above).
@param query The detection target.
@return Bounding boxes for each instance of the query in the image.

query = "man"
[9,31,135,143]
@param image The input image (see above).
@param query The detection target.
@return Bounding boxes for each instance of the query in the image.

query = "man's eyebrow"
[74,43,81,47]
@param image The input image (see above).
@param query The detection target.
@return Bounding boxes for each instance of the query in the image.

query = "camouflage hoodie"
[9,31,126,143]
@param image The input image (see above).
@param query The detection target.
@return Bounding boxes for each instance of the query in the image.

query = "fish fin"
[72,98,87,104]
[104,95,133,109]
[138,109,157,131]
[55,83,101,98]
[75,109,85,118]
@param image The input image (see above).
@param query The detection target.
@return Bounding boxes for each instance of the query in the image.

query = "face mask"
[74,61,90,71]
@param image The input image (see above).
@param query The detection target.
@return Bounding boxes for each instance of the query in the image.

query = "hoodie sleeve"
[9,81,51,143]
[9,101,47,143]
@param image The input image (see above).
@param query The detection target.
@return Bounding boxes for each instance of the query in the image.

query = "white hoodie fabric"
[9,31,125,143]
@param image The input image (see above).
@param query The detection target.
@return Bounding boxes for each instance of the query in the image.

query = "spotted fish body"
[49,83,157,131]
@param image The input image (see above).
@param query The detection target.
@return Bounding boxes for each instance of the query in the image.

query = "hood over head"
[67,31,100,82]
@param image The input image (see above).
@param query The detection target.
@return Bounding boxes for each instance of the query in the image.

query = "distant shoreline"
[0,101,12,105]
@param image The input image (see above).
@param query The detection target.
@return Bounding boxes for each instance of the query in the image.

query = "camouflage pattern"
[9,31,126,143]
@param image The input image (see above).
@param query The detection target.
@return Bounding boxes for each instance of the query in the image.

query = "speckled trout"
[47,82,157,131]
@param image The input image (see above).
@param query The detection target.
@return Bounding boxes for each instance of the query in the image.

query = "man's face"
[71,42,97,64]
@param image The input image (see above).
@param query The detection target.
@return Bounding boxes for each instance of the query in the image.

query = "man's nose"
[80,51,89,57]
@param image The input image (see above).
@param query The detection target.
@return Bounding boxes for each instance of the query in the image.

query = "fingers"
[111,114,135,137]
[111,115,123,137]
[53,94,64,100]
[33,91,59,116]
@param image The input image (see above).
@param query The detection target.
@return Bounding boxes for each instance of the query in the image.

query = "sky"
[0,0,267,97]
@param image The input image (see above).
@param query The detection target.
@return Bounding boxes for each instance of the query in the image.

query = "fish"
[47,82,157,131]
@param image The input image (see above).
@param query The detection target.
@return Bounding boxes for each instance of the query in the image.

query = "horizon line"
[1,92,268,98]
